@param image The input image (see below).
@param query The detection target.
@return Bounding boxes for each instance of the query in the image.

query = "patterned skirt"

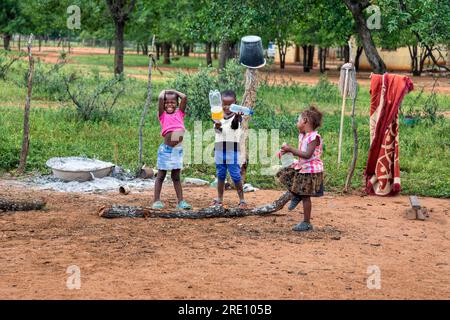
[276,167,324,196]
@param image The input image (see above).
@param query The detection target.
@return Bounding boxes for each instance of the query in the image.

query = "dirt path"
[23,47,449,94]
[0,180,448,299]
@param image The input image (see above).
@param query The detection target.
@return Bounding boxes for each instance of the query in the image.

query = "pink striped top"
[291,131,324,173]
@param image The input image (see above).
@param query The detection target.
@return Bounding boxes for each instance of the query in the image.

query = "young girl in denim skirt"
[276,106,324,231]
[152,89,192,210]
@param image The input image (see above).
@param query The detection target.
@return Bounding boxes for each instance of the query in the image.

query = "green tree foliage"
[376,0,450,74]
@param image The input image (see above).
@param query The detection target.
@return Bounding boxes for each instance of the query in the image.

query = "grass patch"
[72,54,218,69]
[1,62,449,197]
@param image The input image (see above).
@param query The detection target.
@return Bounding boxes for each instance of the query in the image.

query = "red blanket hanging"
[365,73,414,196]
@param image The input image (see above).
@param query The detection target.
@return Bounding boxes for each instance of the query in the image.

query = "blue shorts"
[157,143,183,170]
[216,163,241,184]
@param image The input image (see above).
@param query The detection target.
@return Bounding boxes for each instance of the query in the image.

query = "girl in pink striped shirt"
[276,106,324,232]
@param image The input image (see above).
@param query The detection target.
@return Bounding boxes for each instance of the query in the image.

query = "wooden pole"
[18,34,34,174]
[138,35,155,166]
[344,94,358,192]
[239,68,258,183]
[337,68,349,165]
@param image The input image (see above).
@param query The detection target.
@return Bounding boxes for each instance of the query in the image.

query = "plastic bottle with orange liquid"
[209,90,223,121]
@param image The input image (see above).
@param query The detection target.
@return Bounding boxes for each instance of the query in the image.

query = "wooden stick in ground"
[18,34,35,174]
[138,39,155,166]
[0,198,45,212]
[337,68,349,166]
[344,94,358,193]
[99,191,293,219]
[239,68,258,183]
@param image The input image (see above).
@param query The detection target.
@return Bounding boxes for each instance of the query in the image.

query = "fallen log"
[0,198,46,212]
[99,191,293,219]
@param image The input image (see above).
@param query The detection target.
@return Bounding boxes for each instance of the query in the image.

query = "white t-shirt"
[214,114,242,143]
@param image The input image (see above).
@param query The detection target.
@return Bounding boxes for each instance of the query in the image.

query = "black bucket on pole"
[239,35,266,69]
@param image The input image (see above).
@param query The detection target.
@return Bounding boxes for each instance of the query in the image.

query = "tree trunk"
[18,35,21,51]
[205,42,213,66]
[355,46,364,71]
[105,0,136,76]
[343,45,350,63]
[163,42,171,64]
[411,45,420,76]
[294,45,300,63]
[319,47,324,73]
[229,41,237,59]
[302,45,310,72]
[219,38,231,70]
[277,41,286,69]
[0,198,46,212]
[18,36,35,174]
[99,192,293,219]
[213,42,218,59]
[343,0,386,74]
[38,36,42,52]
[239,68,259,183]
[155,43,160,60]
[307,45,314,70]
[183,44,190,57]
[113,20,125,75]
[108,39,112,54]
[141,43,148,55]
[137,42,140,54]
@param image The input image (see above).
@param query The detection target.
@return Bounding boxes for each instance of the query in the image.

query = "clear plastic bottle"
[209,90,223,120]
[230,104,254,116]
[277,142,296,167]
[209,90,222,107]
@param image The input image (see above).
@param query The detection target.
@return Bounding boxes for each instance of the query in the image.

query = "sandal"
[211,198,223,207]
[238,200,248,209]
[152,201,164,209]
[176,200,192,210]
[288,195,303,211]
[292,221,313,232]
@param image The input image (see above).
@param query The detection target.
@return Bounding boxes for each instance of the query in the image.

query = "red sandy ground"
[0,180,448,299]
[28,46,450,94]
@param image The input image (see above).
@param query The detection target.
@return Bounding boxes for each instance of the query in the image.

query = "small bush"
[63,73,125,122]
[401,84,443,125]
[310,75,340,103]
[251,98,298,136]
[0,52,23,80]
[171,59,244,121]
[32,62,68,101]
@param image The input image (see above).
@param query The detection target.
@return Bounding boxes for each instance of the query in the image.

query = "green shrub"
[62,73,125,122]
[171,59,244,121]
[0,52,23,80]
[31,62,68,101]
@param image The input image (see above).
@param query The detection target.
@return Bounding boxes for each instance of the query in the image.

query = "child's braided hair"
[301,105,323,130]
